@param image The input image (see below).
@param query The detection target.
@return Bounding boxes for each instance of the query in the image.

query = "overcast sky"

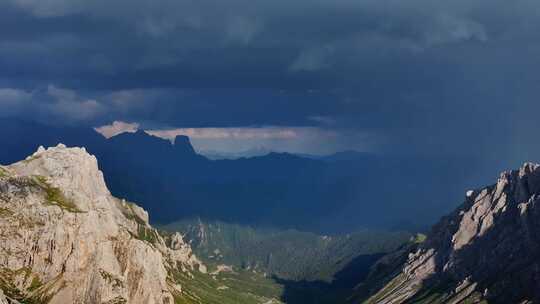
[1,0,540,160]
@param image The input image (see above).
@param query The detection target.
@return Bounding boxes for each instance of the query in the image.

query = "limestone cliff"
[0,145,205,304]
[363,163,540,304]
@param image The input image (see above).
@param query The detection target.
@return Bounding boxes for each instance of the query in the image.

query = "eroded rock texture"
[364,163,540,304]
[0,145,204,304]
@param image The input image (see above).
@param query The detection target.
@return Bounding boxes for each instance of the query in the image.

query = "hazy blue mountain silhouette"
[0,118,487,233]
[0,119,105,164]
[321,150,375,162]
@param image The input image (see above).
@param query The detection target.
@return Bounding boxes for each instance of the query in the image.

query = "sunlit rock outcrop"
[364,163,540,303]
[0,145,204,304]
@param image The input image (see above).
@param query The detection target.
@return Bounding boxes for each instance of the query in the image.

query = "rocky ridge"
[0,144,205,304]
[362,163,540,304]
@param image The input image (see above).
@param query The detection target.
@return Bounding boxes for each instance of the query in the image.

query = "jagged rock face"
[365,163,540,304]
[0,145,204,304]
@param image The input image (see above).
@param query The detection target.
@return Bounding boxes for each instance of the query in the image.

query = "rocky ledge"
[0,144,205,304]
[362,163,540,304]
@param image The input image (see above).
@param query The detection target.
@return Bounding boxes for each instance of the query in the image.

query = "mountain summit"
[173,135,196,155]
[361,163,540,303]
[0,144,205,304]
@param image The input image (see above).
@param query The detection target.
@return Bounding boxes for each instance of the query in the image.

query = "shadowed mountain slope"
[0,118,489,233]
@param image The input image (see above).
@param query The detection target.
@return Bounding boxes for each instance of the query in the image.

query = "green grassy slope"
[170,266,284,304]
[163,219,411,282]
[162,219,413,303]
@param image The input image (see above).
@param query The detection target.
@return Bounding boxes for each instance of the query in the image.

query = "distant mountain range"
[0,118,491,233]
[197,147,367,161]
[3,122,540,303]
[197,147,276,160]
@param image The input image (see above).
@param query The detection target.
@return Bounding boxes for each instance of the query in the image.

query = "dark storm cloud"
[1,0,519,90]
[1,0,540,161]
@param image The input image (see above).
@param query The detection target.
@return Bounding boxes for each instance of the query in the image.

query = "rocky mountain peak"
[449,162,540,251]
[8,144,110,212]
[174,135,195,152]
[0,145,205,304]
[363,162,540,304]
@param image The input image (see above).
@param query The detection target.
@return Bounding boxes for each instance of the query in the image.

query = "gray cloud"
[225,16,264,45]
[95,120,140,138]
[0,85,107,123]
[9,0,84,17]
[1,0,540,163]
[43,85,106,121]
[145,126,372,155]
[0,88,32,116]
[1,0,506,77]
[290,46,335,72]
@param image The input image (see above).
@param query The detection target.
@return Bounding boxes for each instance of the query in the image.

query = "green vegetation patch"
[28,276,43,292]
[164,219,412,283]
[103,296,128,304]
[0,266,61,304]
[168,266,283,304]
[0,167,8,178]
[0,268,25,300]
[22,155,40,164]
[133,225,160,245]
[33,176,82,213]
[0,207,13,217]
[126,211,160,245]
[121,201,147,226]
[412,233,427,244]
[0,267,53,304]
